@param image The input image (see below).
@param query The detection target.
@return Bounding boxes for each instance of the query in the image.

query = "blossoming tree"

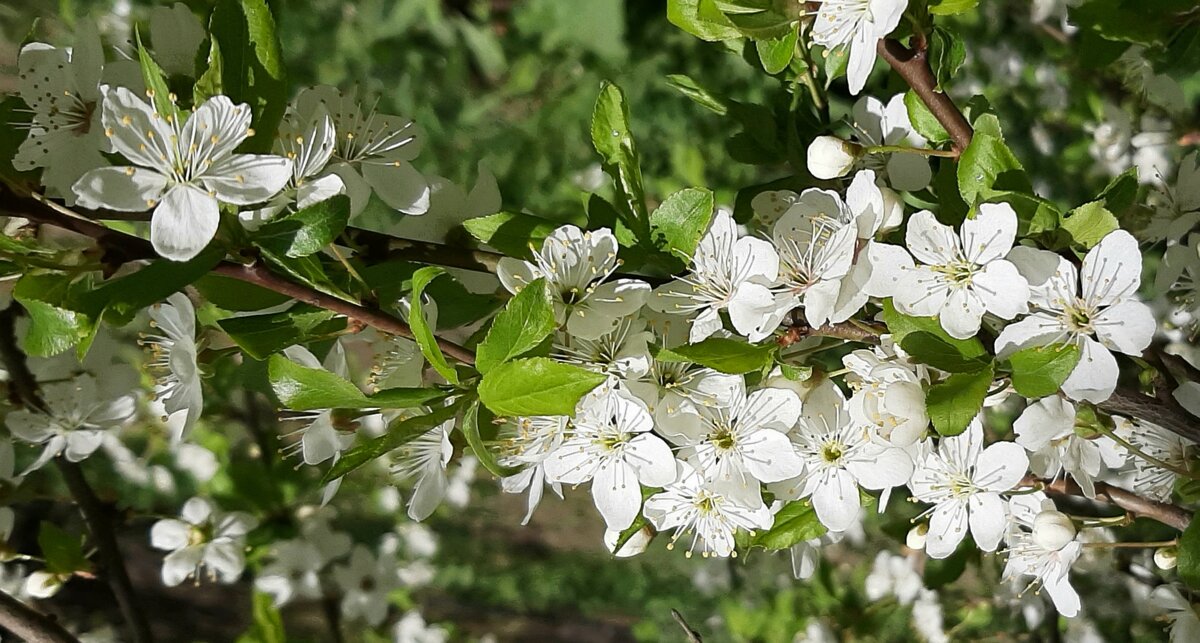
[0,0,1199,640]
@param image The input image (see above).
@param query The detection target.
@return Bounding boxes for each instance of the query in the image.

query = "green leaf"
[409,266,459,384]
[209,0,287,152]
[881,300,988,360]
[218,305,346,360]
[822,45,850,87]
[236,593,286,643]
[1097,168,1140,215]
[478,357,606,417]
[712,0,798,39]
[900,332,992,373]
[195,274,291,312]
[463,401,522,478]
[13,274,94,358]
[904,91,950,144]
[926,363,995,437]
[1007,344,1082,399]
[1060,201,1119,249]
[929,0,980,16]
[462,211,558,260]
[367,387,450,409]
[986,190,1061,236]
[323,404,459,483]
[77,247,224,326]
[193,37,224,105]
[751,501,826,551]
[268,353,368,410]
[665,74,729,116]
[755,27,797,74]
[476,278,557,374]
[38,522,91,576]
[649,188,715,261]
[253,195,350,258]
[927,27,966,90]
[591,81,650,242]
[957,133,1025,206]
[667,0,742,41]
[1179,516,1200,588]
[135,30,177,118]
[655,337,776,375]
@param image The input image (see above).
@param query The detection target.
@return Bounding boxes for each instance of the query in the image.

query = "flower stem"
[864,144,957,158]
[1096,425,1200,480]
[1082,539,1177,549]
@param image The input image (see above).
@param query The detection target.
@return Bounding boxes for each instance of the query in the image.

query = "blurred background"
[0,1,1196,641]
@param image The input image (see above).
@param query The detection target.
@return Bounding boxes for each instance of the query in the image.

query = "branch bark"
[877,38,973,154]
[1029,475,1193,531]
[3,189,476,366]
[0,310,154,643]
[1100,387,1200,445]
[0,588,79,643]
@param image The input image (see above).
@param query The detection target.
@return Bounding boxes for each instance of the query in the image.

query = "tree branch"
[0,310,154,643]
[779,310,884,347]
[0,587,79,643]
[1099,387,1200,445]
[1028,475,1193,531]
[3,190,476,367]
[877,38,973,154]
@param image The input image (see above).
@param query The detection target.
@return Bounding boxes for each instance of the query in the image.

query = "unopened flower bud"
[877,185,905,232]
[807,136,862,180]
[1154,546,1178,570]
[906,523,929,550]
[1032,510,1077,551]
[605,527,652,558]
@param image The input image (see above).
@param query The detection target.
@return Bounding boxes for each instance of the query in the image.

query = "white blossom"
[806,136,861,180]
[873,203,1030,339]
[1150,584,1200,643]
[73,88,293,260]
[1003,508,1082,617]
[847,94,931,191]
[332,545,400,626]
[1012,397,1125,498]
[498,414,567,524]
[499,225,650,340]
[542,386,675,530]
[650,209,780,342]
[909,419,1029,558]
[810,0,908,94]
[999,230,1154,402]
[142,293,202,441]
[643,462,773,558]
[6,374,136,472]
[150,497,257,586]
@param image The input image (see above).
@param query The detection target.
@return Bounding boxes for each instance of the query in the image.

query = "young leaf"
[756,27,797,74]
[591,81,650,241]
[322,404,459,483]
[76,246,224,326]
[667,0,742,41]
[957,133,1025,205]
[1059,201,1119,250]
[236,593,287,643]
[463,401,523,478]
[927,27,966,90]
[881,300,988,360]
[665,74,729,115]
[462,211,558,260]
[13,273,95,358]
[253,195,351,258]
[1007,344,1082,399]
[900,331,993,373]
[476,278,557,374]
[268,354,368,410]
[219,305,346,360]
[209,0,287,152]
[135,30,177,118]
[654,337,776,375]
[38,522,92,575]
[649,187,715,261]
[408,266,460,384]
[478,357,606,417]
[926,363,995,436]
[904,91,950,144]
[752,501,826,551]
[1179,517,1200,588]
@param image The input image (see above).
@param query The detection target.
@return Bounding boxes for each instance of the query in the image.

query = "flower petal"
[1081,229,1141,307]
[1062,337,1118,403]
[972,259,1029,320]
[967,493,1007,552]
[73,166,168,212]
[362,161,431,215]
[906,210,960,265]
[926,501,967,559]
[202,154,293,205]
[150,185,220,261]
[961,203,1018,264]
[1092,299,1154,356]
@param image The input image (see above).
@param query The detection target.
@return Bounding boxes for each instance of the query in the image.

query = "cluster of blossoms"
[3,0,1200,640]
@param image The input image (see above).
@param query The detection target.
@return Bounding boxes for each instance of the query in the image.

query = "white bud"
[1154,547,1178,570]
[807,136,862,180]
[906,523,929,550]
[877,185,906,232]
[1032,510,1077,551]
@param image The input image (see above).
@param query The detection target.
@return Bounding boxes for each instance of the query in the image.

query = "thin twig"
[0,310,154,643]
[670,609,703,643]
[1028,475,1193,531]
[0,587,79,643]
[877,38,973,154]
[4,189,476,366]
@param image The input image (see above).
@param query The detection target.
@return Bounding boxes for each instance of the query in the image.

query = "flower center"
[187,524,211,547]
[933,259,978,286]
[1063,300,1096,333]
[710,426,737,451]
[821,441,845,465]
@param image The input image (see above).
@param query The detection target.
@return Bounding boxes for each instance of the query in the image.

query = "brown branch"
[877,38,973,154]
[3,190,476,367]
[779,310,884,347]
[0,310,154,643]
[670,609,703,643]
[1029,475,1193,531]
[0,588,79,643]
[1099,387,1200,445]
